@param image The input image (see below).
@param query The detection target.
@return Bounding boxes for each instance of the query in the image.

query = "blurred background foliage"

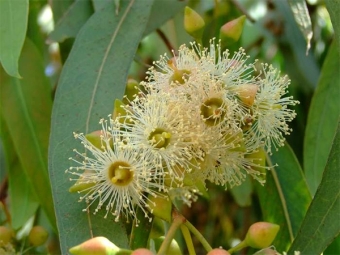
[0,0,339,254]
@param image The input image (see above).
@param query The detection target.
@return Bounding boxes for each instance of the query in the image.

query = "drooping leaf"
[49,1,154,253]
[0,116,39,230]
[143,0,187,36]
[304,41,340,195]
[255,144,311,251]
[92,0,112,12]
[48,0,94,43]
[274,0,319,91]
[325,0,340,56]
[0,0,28,78]
[49,0,186,43]
[289,119,340,254]
[0,38,56,229]
[287,0,313,54]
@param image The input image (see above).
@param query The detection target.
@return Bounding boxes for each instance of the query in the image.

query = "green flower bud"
[85,130,102,150]
[131,248,155,255]
[245,148,267,181]
[152,236,182,255]
[123,79,140,104]
[28,226,49,247]
[207,248,231,255]
[253,247,279,255]
[147,196,172,222]
[219,15,246,46]
[184,6,205,40]
[0,226,14,245]
[69,169,97,193]
[245,222,280,249]
[113,99,133,125]
[69,236,120,255]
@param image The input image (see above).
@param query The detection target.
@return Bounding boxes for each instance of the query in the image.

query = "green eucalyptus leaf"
[49,1,154,253]
[0,116,38,230]
[48,0,94,43]
[289,119,340,254]
[230,176,252,207]
[325,0,340,56]
[256,143,311,251]
[304,41,340,195]
[287,0,313,54]
[0,38,56,230]
[0,0,28,78]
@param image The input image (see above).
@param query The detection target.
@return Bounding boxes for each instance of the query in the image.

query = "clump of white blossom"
[67,40,298,223]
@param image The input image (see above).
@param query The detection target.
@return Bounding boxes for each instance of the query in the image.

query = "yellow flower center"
[200,97,226,126]
[108,161,134,186]
[148,128,172,149]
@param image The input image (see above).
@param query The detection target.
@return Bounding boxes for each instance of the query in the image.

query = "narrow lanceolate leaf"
[289,119,340,254]
[0,0,28,78]
[287,0,313,54]
[325,0,340,56]
[49,1,154,253]
[256,144,311,251]
[0,116,39,230]
[304,41,340,196]
[0,38,56,229]
[48,0,94,43]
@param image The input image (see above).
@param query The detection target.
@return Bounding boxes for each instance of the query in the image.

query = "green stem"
[157,210,184,255]
[227,240,248,254]
[180,225,196,255]
[184,218,212,252]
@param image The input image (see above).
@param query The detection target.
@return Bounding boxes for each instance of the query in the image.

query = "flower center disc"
[108,161,134,186]
[148,128,172,149]
[200,97,226,126]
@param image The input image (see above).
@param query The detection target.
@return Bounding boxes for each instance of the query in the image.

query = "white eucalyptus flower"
[245,64,299,153]
[66,118,163,224]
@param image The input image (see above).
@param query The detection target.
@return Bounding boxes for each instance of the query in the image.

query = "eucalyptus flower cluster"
[66,41,298,223]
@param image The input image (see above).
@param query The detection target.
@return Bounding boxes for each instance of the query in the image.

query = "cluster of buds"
[67,35,298,223]
[0,225,48,254]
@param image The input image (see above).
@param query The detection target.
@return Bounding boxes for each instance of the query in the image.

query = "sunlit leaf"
[48,0,94,43]
[0,0,28,78]
[289,119,340,253]
[49,1,154,253]
[304,41,340,195]
[287,0,313,54]
[0,38,56,229]
[256,144,311,251]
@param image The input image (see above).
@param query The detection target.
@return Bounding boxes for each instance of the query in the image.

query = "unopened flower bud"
[235,84,258,107]
[0,226,14,245]
[220,15,246,46]
[28,226,49,247]
[245,222,280,249]
[123,79,140,104]
[69,169,97,193]
[147,195,172,222]
[131,248,155,255]
[85,130,102,150]
[245,148,266,181]
[207,248,231,255]
[184,6,205,40]
[113,99,133,125]
[69,236,119,255]
[152,236,182,255]
[254,247,280,255]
